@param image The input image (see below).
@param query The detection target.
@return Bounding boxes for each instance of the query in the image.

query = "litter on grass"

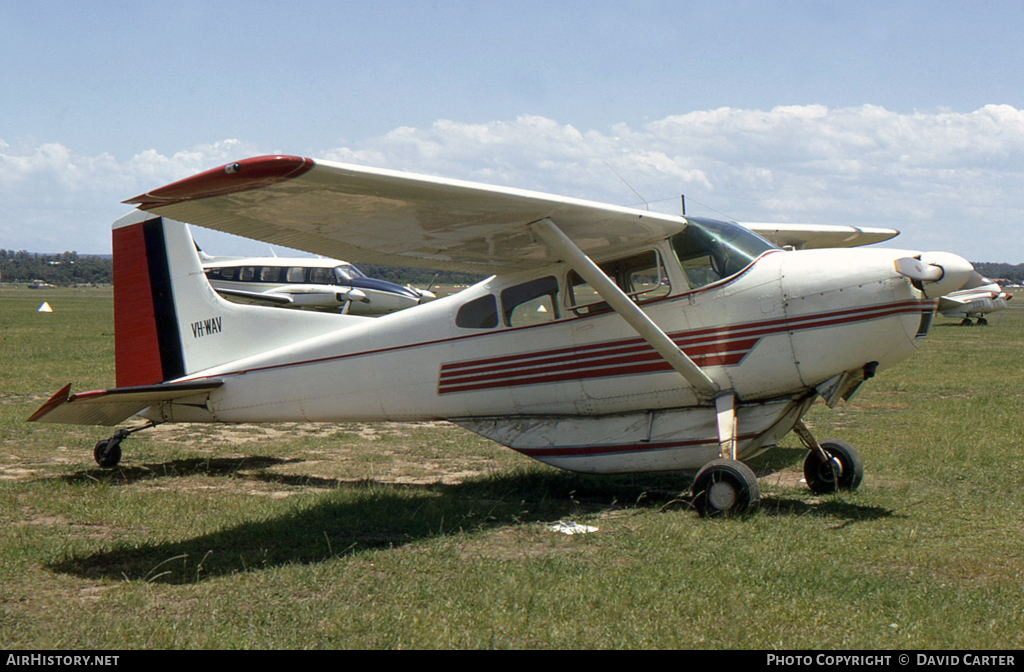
[550,521,598,535]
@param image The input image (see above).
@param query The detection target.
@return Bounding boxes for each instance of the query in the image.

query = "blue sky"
[3,1,1024,261]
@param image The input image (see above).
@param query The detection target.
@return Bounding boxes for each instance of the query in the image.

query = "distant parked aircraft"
[201,254,436,316]
[937,274,1013,325]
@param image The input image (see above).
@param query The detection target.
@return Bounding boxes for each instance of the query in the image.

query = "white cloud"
[0,139,263,254]
[3,105,1024,261]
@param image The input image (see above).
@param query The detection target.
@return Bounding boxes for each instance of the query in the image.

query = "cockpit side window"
[567,250,670,315]
[671,217,777,289]
[501,276,559,327]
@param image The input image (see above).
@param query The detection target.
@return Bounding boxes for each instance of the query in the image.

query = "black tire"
[803,439,863,494]
[93,439,122,468]
[691,458,760,517]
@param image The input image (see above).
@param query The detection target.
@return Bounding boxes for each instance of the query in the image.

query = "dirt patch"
[15,511,122,541]
[455,525,599,562]
[760,469,806,489]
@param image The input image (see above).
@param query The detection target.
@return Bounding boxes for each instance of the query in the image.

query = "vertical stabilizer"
[112,212,366,386]
[113,214,185,386]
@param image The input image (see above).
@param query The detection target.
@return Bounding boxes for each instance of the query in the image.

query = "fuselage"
[152,240,936,427]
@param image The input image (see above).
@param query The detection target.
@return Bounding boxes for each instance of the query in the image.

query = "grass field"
[2,285,1023,649]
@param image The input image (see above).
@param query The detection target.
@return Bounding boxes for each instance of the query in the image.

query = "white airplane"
[200,254,437,316]
[28,155,975,516]
[936,274,1013,325]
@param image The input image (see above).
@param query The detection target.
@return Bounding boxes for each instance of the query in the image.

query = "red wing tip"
[125,155,316,209]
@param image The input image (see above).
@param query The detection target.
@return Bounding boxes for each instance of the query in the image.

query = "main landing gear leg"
[793,420,863,494]
[92,421,158,468]
[691,395,761,517]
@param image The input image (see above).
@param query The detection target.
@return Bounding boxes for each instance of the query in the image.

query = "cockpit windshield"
[670,217,778,289]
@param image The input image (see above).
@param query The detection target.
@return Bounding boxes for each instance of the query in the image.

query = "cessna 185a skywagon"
[29,155,974,516]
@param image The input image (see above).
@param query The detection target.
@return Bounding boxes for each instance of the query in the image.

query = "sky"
[2,0,1024,262]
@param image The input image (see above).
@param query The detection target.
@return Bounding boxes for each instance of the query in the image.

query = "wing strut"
[528,218,720,397]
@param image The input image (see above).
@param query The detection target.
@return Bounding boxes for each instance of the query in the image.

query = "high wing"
[126,155,688,274]
[743,223,900,250]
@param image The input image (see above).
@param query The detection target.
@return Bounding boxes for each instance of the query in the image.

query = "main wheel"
[691,459,760,517]
[803,439,863,494]
[93,439,122,468]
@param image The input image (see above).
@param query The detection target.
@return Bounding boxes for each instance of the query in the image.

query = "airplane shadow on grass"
[47,449,894,584]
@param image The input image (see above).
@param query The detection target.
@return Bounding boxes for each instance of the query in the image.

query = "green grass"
[2,286,1024,648]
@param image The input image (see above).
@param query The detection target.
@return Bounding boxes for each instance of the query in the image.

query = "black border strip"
[142,218,186,382]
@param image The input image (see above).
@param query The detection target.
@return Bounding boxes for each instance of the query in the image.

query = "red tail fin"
[112,216,184,387]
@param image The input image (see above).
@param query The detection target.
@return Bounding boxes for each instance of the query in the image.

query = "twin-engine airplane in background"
[29,155,975,516]
[936,274,1013,325]
[201,253,437,316]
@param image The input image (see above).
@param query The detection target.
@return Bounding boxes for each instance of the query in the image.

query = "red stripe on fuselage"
[436,300,934,394]
[512,431,762,459]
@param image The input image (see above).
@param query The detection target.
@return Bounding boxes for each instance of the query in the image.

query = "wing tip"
[125,155,316,209]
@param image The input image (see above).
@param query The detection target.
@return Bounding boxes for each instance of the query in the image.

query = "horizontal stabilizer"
[27,380,223,427]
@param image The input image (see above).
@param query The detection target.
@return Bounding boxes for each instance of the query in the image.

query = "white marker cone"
[38,302,53,313]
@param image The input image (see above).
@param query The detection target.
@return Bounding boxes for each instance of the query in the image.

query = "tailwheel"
[90,422,156,468]
[691,458,760,517]
[803,439,863,494]
[93,438,122,468]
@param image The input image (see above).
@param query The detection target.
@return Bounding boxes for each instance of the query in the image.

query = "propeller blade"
[894,257,943,283]
[895,253,974,298]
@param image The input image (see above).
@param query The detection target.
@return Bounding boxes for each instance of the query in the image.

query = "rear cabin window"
[240,266,255,282]
[568,250,670,315]
[286,267,307,283]
[206,267,237,280]
[260,267,282,282]
[501,276,559,327]
[308,267,336,285]
[456,294,498,329]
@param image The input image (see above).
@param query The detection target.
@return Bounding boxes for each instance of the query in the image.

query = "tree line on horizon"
[2,249,1022,287]
[0,250,113,286]
[0,249,483,288]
